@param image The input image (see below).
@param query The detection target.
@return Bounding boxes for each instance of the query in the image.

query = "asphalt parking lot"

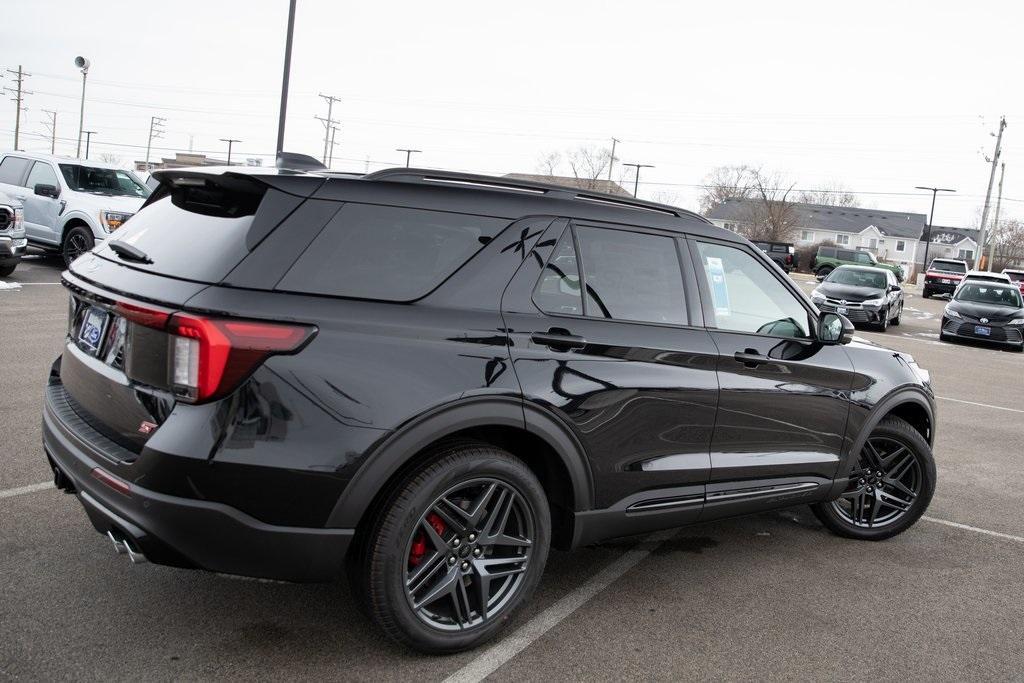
[2,259,1023,681]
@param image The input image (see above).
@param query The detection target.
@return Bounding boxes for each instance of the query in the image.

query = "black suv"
[43,164,937,653]
[752,240,797,273]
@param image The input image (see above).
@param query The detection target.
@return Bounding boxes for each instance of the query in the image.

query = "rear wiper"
[108,240,153,264]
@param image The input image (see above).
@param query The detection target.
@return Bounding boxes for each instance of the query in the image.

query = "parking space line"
[936,396,1024,414]
[0,481,54,500]
[443,529,676,683]
[922,516,1024,543]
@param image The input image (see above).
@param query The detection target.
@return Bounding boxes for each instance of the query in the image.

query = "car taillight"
[166,313,315,402]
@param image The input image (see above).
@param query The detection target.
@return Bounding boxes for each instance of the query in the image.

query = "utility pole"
[145,116,166,171]
[4,66,32,150]
[220,138,241,166]
[607,137,619,181]
[41,109,57,153]
[83,130,96,159]
[914,186,956,277]
[623,163,654,198]
[276,0,297,156]
[316,94,342,165]
[987,162,1006,270]
[73,56,90,158]
[396,148,421,167]
[977,115,1007,270]
[327,126,338,167]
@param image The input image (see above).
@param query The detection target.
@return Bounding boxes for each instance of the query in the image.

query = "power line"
[396,148,421,167]
[622,162,654,197]
[316,93,342,165]
[219,137,242,166]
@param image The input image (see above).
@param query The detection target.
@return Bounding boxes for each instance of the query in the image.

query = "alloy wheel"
[404,478,534,631]
[830,436,922,528]
[64,232,91,263]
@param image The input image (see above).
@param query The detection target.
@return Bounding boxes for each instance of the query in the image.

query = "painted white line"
[0,281,22,290]
[936,396,1024,414]
[18,282,62,286]
[443,529,675,683]
[0,481,54,500]
[922,516,1024,544]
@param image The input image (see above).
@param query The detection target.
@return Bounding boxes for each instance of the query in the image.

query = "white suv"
[0,152,150,265]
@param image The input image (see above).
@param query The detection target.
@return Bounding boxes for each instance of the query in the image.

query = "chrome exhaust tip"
[107,530,148,564]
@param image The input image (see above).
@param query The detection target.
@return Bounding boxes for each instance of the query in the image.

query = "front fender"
[61,211,103,239]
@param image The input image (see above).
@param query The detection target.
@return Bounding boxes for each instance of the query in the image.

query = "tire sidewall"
[62,226,95,266]
[369,447,550,653]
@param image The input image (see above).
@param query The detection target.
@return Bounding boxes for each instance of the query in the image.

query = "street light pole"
[275,0,297,157]
[83,131,96,159]
[220,138,241,166]
[396,148,421,167]
[915,186,956,275]
[74,56,90,158]
[622,163,653,197]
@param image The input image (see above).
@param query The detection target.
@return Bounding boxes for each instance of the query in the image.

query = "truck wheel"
[816,266,833,279]
[0,262,16,277]
[62,226,94,266]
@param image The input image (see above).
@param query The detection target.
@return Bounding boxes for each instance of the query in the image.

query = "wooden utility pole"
[4,65,32,150]
[977,116,1007,269]
[42,109,57,153]
[987,163,1006,270]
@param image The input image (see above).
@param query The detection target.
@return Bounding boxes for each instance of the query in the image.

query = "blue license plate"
[975,325,991,337]
[78,306,109,355]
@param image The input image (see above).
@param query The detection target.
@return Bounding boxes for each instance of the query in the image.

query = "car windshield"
[930,260,967,274]
[59,164,151,198]
[827,268,886,289]
[955,283,1023,308]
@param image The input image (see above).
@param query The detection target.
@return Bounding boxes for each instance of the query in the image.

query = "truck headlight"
[101,211,133,232]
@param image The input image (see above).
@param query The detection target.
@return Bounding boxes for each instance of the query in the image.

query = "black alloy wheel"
[358,442,550,653]
[812,416,935,540]
[877,308,889,332]
[62,226,94,266]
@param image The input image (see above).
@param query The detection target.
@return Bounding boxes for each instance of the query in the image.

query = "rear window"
[276,204,509,301]
[818,247,835,258]
[93,175,263,282]
[930,260,967,274]
[1002,271,1022,282]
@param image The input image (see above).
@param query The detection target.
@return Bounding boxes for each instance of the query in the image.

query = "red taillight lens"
[167,313,315,402]
[114,301,172,329]
[91,467,132,497]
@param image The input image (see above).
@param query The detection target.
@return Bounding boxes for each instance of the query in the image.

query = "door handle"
[531,330,587,350]
[734,349,769,367]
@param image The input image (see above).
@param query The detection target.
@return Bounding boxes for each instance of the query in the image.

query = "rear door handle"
[531,331,587,350]
[734,349,769,366]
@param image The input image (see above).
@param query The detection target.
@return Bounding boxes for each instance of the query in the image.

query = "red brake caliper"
[409,513,446,567]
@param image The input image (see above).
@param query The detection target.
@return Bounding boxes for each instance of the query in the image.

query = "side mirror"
[818,312,854,345]
[889,284,901,293]
[34,183,60,198]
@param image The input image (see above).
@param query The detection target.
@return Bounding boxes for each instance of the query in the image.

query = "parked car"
[0,152,150,266]
[752,240,798,273]
[1003,268,1024,296]
[940,281,1024,351]
[960,269,1013,286]
[921,258,968,298]
[812,245,904,281]
[810,265,903,331]
[0,192,26,277]
[43,163,937,653]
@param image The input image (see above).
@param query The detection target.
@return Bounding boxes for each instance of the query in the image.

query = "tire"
[0,262,16,277]
[939,332,951,343]
[357,441,550,653]
[811,416,935,541]
[922,288,931,299]
[62,226,94,266]
[891,303,902,326]
[876,308,889,332]
[816,266,833,279]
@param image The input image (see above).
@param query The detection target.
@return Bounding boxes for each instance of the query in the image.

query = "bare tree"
[992,218,1024,271]
[536,145,614,191]
[698,165,756,215]
[650,190,680,207]
[536,151,562,177]
[97,153,122,166]
[798,181,860,207]
[742,170,799,242]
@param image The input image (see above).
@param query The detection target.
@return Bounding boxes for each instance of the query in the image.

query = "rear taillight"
[166,313,315,402]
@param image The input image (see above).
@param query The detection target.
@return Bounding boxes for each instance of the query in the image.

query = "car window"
[572,225,687,325]
[1005,271,1024,283]
[930,260,967,274]
[696,241,811,339]
[838,249,855,260]
[533,228,582,315]
[828,268,886,289]
[0,156,32,186]
[955,284,1023,308]
[26,162,59,190]
[58,164,150,198]
[278,204,510,302]
[854,252,873,264]
[819,247,835,258]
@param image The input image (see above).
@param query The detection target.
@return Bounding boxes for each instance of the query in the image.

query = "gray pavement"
[2,261,1022,681]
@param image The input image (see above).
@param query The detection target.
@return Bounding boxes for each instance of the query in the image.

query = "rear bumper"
[924,280,958,295]
[42,385,354,582]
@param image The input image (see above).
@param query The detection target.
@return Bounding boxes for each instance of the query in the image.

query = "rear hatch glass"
[930,260,967,274]
[93,174,267,283]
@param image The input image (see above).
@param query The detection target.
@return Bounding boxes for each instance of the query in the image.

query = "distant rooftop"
[708,198,927,239]
[503,173,631,197]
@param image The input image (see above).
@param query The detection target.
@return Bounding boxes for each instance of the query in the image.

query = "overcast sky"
[4,0,1022,226]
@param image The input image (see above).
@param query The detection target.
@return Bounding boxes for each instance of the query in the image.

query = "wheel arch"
[60,216,96,243]
[327,396,594,549]
[842,388,934,480]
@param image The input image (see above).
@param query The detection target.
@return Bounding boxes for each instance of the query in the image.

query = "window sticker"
[706,256,731,316]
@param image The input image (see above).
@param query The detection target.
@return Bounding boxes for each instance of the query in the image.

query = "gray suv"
[0,152,150,265]
[0,192,26,277]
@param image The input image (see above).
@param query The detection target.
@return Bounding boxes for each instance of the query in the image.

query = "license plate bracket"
[77,306,110,356]
[975,325,991,337]
[837,306,848,315]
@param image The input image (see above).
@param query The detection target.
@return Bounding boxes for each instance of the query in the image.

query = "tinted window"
[26,162,59,190]
[837,249,856,260]
[955,283,1023,308]
[854,252,873,264]
[930,260,967,274]
[0,156,32,185]
[770,244,788,253]
[278,204,509,301]
[696,242,810,339]
[1005,271,1024,283]
[575,225,686,325]
[818,247,835,258]
[59,164,149,198]
[828,268,886,289]
[533,228,582,315]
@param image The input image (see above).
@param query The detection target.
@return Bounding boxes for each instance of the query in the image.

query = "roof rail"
[362,167,706,222]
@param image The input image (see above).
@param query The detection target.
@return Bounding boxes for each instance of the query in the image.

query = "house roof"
[503,173,631,197]
[928,225,979,245]
[708,198,927,239]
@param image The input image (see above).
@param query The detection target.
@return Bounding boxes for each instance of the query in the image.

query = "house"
[503,173,631,197]
[918,226,979,268]
[133,152,233,171]
[707,198,927,276]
